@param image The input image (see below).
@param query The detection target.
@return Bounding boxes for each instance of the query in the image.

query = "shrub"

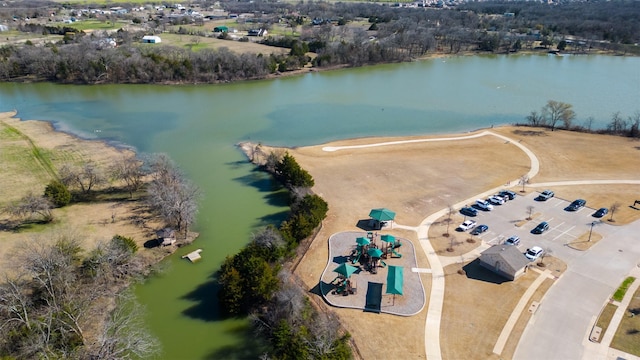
[44,180,71,207]
[111,234,138,254]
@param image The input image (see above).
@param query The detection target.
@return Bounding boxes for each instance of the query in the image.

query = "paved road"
[514,219,640,360]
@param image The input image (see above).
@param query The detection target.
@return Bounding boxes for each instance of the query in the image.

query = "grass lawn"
[611,286,640,356]
[595,303,619,341]
[613,277,636,302]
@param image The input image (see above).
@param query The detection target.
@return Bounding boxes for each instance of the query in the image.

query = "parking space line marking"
[553,200,563,208]
[552,225,575,241]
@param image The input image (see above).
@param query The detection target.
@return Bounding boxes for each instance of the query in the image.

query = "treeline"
[523,100,640,138]
[0,232,159,359]
[217,150,351,359]
[0,1,638,84]
[0,36,274,83]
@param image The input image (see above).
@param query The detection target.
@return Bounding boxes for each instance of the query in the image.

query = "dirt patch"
[567,231,604,251]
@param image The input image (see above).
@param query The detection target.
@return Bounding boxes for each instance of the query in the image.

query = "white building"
[142,35,162,44]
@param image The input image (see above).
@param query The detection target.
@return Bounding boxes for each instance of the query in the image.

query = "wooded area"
[0,0,638,84]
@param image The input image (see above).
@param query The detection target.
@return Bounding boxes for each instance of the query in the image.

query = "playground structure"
[330,277,356,296]
[321,231,425,315]
[347,232,402,275]
[380,234,403,259]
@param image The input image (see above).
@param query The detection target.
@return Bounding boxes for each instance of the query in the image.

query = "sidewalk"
[601,266,640,345]
[583,266,640,360]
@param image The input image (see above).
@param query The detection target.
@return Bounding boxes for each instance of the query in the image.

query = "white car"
[488,195,505,205]
[475,199,494,211]
[457,220,477,231]
[525,246,544,261]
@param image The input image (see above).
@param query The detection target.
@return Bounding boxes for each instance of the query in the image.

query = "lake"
[0,54,638,359]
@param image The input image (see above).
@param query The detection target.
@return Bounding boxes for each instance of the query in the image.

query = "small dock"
[182,249,203,262]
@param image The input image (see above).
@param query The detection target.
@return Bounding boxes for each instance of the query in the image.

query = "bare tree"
[542,100,576,131]
[607,112,627,134]
[252,226,285,252]
[90,292,160,360]
[60,162,106,194]
[110,155,145,198]
[519,174,529,193]
[7,192,53,223]
[584,116,595,132]
[447,234,456,252]
[146,154,200,237]
[527,205,535,220]
[609,202,621,222]
[526,110,544,126]
[443,205,455,237]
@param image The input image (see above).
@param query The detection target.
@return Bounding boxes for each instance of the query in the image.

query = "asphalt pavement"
[514,215,640,360]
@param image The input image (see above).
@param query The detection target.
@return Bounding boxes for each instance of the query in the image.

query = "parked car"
[470,224,489,235]
[488,195,505,205]
[525,246,544,261]
[593,207,608,218]
[460,207,478,217]
[566,199,587,211]
[505,236,520,246]
[499,190,517,200]
[537,190,555,201]
[475,199,494,211]
[532,221,549,234]
[457,220,477,231]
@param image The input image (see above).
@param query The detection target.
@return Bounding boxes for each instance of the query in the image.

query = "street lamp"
[588,221,596,242]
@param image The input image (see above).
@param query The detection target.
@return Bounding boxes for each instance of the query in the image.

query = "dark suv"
[499,190,516,200]
[532,221,549,234]
[566,199,586,211]
[460,207,478,217]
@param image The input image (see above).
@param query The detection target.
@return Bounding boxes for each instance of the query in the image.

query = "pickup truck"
[538,190,555,201]
[457,220,477,231]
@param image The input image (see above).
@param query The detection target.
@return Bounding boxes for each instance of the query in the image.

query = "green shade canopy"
[368,248,383,258]
[356,237,371,246]
[386,266,404,295]
[369,208,396,221]
[380,234,396,243]
[333,263,358,278]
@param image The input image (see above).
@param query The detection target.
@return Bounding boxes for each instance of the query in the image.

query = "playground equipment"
[331,277,356,296]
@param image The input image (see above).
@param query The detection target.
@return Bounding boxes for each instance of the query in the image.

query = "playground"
[319,231,426,316]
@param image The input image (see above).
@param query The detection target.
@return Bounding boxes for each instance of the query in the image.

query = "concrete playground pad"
[319,231,426,316]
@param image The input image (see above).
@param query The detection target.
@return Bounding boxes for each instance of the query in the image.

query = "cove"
[0,54,638,359]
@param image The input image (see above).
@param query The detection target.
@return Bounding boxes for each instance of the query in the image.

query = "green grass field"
[613,277,636,302]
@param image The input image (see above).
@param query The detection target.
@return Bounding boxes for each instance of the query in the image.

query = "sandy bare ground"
[286,126,640,359]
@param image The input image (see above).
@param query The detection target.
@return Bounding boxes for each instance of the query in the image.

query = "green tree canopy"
[44,180,71,207]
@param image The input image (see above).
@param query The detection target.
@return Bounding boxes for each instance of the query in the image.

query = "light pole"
[588,221,596,242]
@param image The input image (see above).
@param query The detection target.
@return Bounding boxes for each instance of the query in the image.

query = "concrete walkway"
[580,266,640,360]
[493,269,553,355]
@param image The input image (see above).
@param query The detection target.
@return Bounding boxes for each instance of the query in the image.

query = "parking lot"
[458,191,617,262]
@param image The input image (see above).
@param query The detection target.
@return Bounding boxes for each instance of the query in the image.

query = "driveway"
[514,218,640,360]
